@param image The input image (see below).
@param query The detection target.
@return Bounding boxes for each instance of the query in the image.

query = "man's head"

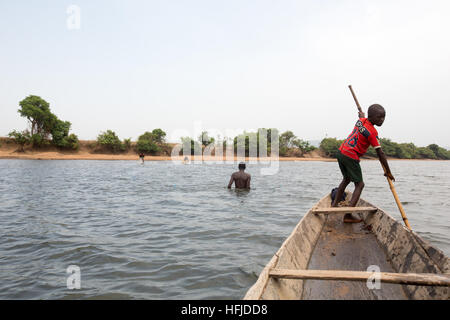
[368,104,385,126]
[238,162,246,170]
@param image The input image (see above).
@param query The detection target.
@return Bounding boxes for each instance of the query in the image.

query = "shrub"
[416,147,437,159]
[136,139,159,154]
[8,130,31,151]
[16,95,79,148]
[320,138,344,158]
[61,133,79,150]
[136,132,162,154]
[293,139,316,153]
[180,137,201,156]
[199,131,215,147]
[123,138,132,151]
[30,133,45,147]
[97,130,124,152]
[150,129,166,144]
[428,144,450,160]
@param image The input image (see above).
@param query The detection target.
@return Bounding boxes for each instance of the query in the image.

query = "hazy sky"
[1,0,449,147]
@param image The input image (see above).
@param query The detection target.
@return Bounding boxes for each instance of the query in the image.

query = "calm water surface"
[0,159,449,299]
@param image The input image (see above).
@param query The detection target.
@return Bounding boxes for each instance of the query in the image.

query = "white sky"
[1,0,449,147]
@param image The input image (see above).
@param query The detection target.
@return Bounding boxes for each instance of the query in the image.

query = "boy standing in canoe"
[332,104,395,223]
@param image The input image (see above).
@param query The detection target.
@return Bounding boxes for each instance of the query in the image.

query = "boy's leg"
[344,181,365,223]
[349,181,365,207]
[332,177,351,207]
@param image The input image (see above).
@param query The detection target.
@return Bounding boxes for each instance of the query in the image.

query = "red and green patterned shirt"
[339,118,381,161]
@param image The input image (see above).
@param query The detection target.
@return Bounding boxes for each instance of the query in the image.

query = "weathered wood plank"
[269,269,450,287]
[313,207,377,214]
[302,213,406,300]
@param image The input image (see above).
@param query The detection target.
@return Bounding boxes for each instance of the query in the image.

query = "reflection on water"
[0,159,448,299]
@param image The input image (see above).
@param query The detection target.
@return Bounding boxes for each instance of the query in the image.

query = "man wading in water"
[332,104,395,223]
[228,162,251,189]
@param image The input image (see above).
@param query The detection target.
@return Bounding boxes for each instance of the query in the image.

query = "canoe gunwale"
[243,195,330,300]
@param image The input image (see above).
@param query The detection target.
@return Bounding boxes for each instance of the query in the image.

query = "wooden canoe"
[244,194,450,300]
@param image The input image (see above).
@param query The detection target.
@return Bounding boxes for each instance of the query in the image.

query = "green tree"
[278,131,316,156]
[136,132,160,154]
[97,130,124,152]
[399,143,416,159]
[51,119,71,146]
[293,138,316,153]
[320,138,344,158]
[199,131,215,146]
[18,95,53,136]
[427,144,450,160]
[30,133,46,148]
[180,136,201,155]
[379,138,397,156]
[15,95,78,149]
[279,131,296,148]
[123,138,132,151]
[233,131,259,157]
[49,119,78,149]
[8,130,31,152]
[416,147,437,159]
[151,128,166,144]
[63,134,79,150]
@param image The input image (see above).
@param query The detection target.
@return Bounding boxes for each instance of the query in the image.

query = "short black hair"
[368,104,385,118]
[238,162,246,170]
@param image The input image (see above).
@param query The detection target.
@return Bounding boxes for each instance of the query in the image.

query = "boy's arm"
[358,110,365,118]
[246,175,251,189]
[227,174,234,188]
[376,148,395,181]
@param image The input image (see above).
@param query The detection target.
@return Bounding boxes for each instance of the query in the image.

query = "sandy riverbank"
[0,139,335,161]
[0,139,443,162]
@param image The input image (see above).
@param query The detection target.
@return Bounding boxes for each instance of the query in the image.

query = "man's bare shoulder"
[232,171,250,178]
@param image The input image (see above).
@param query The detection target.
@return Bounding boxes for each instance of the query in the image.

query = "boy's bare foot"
[343,213,363,223]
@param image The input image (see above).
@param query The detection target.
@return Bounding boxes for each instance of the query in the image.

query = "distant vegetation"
[320,137,450,160]
[136,129,167,155]
[8,95,79,150]
[95,128,170,155]
[6,95,449,160]
[320,138,344,158]
[179,129,316,157]
[96,130,126,153]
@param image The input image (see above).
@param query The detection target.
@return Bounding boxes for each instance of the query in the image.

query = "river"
[0,159,448,299]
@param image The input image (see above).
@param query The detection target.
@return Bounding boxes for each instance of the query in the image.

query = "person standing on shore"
[332,104,395,223]
[228,162,251,189]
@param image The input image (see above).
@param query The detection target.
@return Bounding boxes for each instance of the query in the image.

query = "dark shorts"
[336,151,363,183]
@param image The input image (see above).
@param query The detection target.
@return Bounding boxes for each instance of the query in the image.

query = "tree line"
[7,95,450,159]
[179,130,316,157]
[320,137,450,160]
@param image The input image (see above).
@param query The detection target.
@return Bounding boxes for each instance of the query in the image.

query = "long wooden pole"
[348,85,412,230]
[383,168,412,229]
[348,85,363,113]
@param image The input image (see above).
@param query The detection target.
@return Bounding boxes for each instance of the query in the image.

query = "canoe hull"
[244,194,449,300]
